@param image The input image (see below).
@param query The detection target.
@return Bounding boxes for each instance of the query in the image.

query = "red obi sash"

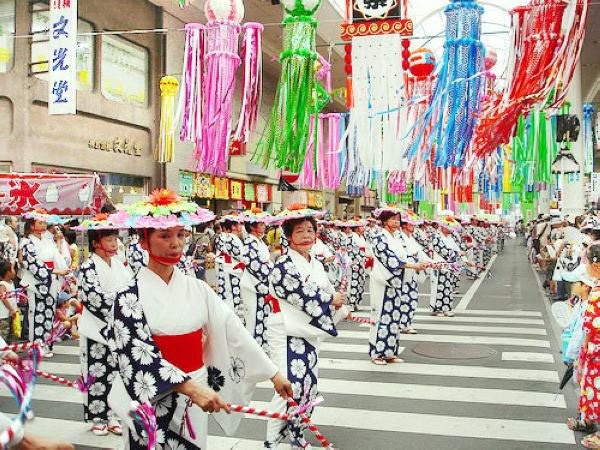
[43,261,55,270]
[265,294,281,314]
[153,329,204,373]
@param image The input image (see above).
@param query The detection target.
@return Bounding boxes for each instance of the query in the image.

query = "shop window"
[30,2,95,92]
[101,35,148,107]
[0,0,15,73]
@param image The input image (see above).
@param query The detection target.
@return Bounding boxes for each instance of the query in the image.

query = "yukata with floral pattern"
[430,230,460,313]
[347,231,369,308]
[368,229,408,359]
[105,267,278,449]
[78,253,132,425]
[240,233,274,354]
[20,235,66,344]
[265,249,347,449]
[215,232,245,322]
[579,287,600,422]
[399,229,431,331]
[126,236,148,276]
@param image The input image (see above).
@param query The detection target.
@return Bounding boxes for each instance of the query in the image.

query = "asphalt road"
[0,239,579,449]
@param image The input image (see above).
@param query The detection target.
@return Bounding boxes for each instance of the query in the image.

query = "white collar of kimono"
[139,265,180,287]
[91,252,115,268]
[288,248,313,274]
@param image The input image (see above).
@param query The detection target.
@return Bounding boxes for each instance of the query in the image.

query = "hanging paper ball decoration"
[205,0,245,23]
[408,48,436,78]
[484,49,497,71]
[281,0,321,17]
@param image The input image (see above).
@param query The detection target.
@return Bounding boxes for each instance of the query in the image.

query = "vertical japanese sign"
[49,0,77,115]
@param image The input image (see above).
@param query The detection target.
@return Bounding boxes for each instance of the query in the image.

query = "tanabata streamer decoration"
[178,0,263,176]
[342,1,413,174]
[404,47,436,183]
[584,103,595,175]
[299,113,345,190]
[156,76,179,163]
[471,0,589,159]
[408,0,484,169]
[253,0,322,173]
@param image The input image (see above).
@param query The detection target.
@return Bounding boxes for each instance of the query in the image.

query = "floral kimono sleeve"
[105,283,190,403]
[372,235,406,277]
[245,240,272,285]
[78,259,115,322]
[432,234,452,260]
[21,239,51,290]
[270,256,337,337]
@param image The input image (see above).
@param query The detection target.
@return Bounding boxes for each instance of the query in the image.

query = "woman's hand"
[176,380,230,414]
[53,269,70,277]
[270,372,293,399]
[332,291,345,308]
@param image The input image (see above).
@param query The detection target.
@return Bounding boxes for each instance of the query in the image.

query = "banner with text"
[49,0,78,115]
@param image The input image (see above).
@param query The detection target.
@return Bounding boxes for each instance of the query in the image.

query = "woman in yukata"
[20,210,70,358]
[214,213,246,322]
[369,206,426,365]
[398,210,432,334]
[75,214,133,437]
[240,208,275,355]
[345,219,371,311]
[429,217,469,317]
[103,190,292,449]
[264,204,350,449]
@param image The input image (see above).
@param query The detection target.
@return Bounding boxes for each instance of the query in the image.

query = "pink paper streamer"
[299,117,318,189]
[233,22,263,145]
[180,24,205,144]
[195,20,242,176]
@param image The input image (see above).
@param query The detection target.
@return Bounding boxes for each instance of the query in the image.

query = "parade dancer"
[399,211,432,334]
[346,219,370,310]
[240,208,275,355]
[215,213,246,323]
[75,215,132,436]
[311,221,337,289]
[20,210,69,358]
[265,204,349,449]
[430,217,463,317]
[104,190,292,449]
[369,207,425,365]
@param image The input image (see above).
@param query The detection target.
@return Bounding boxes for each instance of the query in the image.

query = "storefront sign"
[255,184,271,203]
[307,191,323,209]
[230,180,244,200]
[88,137,143,156]
[195,174,212,198]
[178,171,194,197]
[244,182,255,201]
[49,0,77,115]
[214,177,229,200]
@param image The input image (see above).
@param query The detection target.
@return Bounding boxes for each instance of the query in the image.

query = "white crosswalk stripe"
[1,253,574,449]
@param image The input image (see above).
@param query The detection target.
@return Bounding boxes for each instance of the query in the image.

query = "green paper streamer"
[253,12,320,173]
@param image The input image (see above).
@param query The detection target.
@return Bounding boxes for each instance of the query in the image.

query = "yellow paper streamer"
[156,76,179,163]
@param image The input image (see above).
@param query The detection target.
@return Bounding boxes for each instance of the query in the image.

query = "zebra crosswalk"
[0,304,575,450]
[0,242,578,450]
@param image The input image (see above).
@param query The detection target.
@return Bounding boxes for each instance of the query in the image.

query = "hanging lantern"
[484,49,497,71]
[155,76,179,163]
[408,47,436,78]
[401,38,411,71]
